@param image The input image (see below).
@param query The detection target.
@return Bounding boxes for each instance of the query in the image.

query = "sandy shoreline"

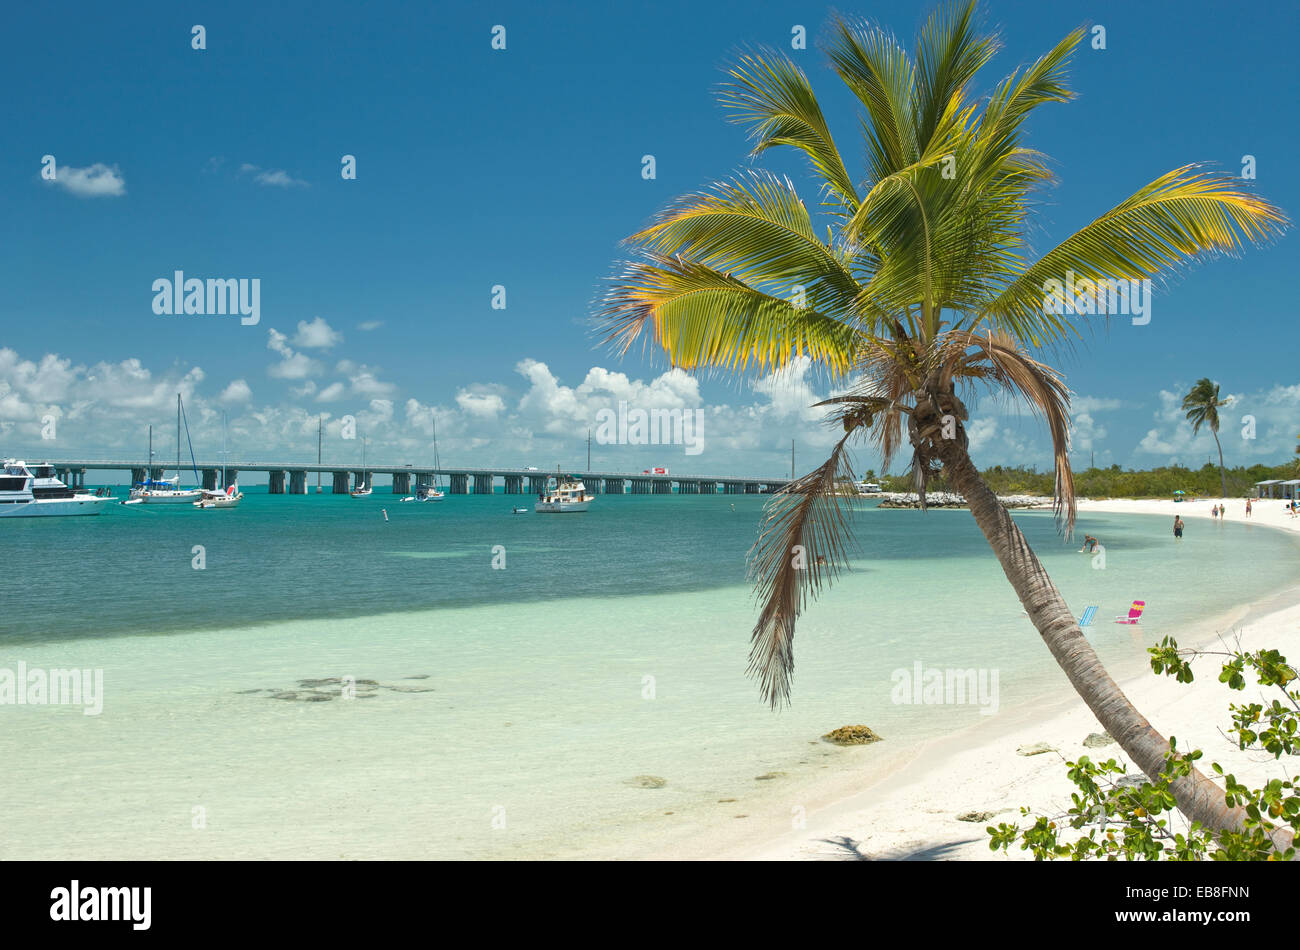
[720,496,1300,860]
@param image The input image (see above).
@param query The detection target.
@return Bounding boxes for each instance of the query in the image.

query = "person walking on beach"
[1174,515,1184,540]
[1246,498,1253,517]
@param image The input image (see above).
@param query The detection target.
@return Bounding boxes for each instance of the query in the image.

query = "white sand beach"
[728,496,1300,860]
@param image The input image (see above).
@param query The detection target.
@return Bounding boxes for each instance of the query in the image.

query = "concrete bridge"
[39,460,792,496]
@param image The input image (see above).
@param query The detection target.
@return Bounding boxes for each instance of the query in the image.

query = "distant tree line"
[853,460,1295,498]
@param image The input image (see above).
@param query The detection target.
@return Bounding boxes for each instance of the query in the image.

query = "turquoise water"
[2,492,1297,858]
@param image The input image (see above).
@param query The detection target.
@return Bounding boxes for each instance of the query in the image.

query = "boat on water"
[126,474,202,504]
[400,484,443,503]
[195,413,242,508]
[399,413,446,502]
[350,438,373,497]
[0,460,114,517]
[535,476,593,513]
[512,506,528,514]
[129,395,204,504]
[195,484,242,508]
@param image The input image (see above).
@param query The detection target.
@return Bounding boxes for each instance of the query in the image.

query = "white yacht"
[535,476,593,513]
[0,460,113,517]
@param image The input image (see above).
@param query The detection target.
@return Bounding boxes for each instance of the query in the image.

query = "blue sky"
[2,0,1296,479]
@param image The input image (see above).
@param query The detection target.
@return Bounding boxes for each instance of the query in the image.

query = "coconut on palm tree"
[599,2,1288,846]
[1181,378,1231,498]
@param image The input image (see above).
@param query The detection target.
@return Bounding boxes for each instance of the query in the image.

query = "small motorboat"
[194,484,243,508]
[512,506,528,514]
[401,485,444,503]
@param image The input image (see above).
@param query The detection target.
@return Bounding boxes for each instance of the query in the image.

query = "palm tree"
[599,2,1288,846]
[1181,378,1230,497]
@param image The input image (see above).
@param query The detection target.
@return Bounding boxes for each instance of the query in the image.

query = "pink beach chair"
[1115,600,1146,625]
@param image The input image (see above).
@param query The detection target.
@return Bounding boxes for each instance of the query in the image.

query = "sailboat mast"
[317,414,322,492]
[176,393,181,474]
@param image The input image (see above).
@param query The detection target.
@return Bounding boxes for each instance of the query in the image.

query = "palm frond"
[597,254,857,377]
[718,50,860,213]
[628,171,862,314]
[980,166,1289,346]
[747,430,858,707]
[947,330,1076,530]
[912,0,999,149]
[823,13,917,184]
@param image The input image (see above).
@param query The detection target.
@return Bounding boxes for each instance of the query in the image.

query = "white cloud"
[1072,396,1124,413]
[350,370,396,398]
[219,379,252,404]
[316,382,346,402]
[456,390,506,417]
[357,321,384,332]
[48,163,125,198]
[292,317,342,349]
[266,329,322,379]
[239,163,308,188]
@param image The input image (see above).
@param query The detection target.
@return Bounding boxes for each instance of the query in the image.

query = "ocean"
[2,490,1297,858]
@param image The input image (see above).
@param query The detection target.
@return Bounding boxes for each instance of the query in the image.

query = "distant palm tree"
[1181,378,1230,497]
[599,1,1288,845]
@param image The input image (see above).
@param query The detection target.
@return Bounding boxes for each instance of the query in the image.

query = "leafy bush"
[987,638,1298,860]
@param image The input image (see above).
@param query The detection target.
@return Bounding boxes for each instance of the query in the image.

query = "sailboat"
[128,395,203,504]
[350,439,372,497]
[401,413,445,502]
[194,413,242,508]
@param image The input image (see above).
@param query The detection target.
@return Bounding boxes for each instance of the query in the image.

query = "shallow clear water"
[2,491,1297,858]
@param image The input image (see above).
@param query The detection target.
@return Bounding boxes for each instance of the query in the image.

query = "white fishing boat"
[195,413,243,508]
[129,396,203,504]
[0,460,114,517]
[535,476,593,513]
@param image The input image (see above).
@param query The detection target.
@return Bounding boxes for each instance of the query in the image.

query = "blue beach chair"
[1079,605,1099,627]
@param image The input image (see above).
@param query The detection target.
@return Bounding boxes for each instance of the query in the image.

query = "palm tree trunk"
[937,440,1290,851]
[1212,429,1227,498]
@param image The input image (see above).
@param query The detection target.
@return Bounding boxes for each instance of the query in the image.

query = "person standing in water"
[1174,515,1184,540]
